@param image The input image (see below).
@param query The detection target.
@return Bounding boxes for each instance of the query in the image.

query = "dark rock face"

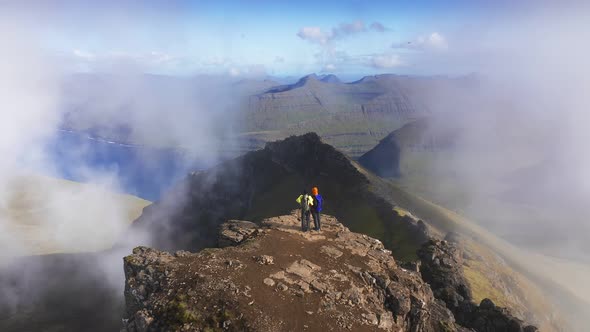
[128,133,362,252]
[468,298,539,332]
[417,239,473,315]
[417,239,538,332]
[123,214,465,332]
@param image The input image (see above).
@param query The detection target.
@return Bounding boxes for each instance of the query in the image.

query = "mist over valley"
[1,1,589,332]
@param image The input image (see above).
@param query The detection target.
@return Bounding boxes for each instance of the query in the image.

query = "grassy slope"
[358,120,589,328]
[0,174,150,256]
[363,167,587,330]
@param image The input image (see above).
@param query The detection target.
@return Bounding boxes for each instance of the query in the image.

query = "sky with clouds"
[1,0,586,78]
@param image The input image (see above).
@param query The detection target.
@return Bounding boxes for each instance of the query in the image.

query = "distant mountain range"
[60,72,477,157]
[242,73,474,156]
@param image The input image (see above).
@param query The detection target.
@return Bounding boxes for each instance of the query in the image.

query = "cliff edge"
[122,212,536,332]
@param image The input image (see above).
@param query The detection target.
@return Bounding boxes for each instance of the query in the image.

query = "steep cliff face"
[122,212,463,332]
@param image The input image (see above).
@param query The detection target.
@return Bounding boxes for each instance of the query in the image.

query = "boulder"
[218,220,259,247]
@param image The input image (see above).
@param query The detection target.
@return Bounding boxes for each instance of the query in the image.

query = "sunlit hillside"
[0,174,149,257]
[360,164,590,331]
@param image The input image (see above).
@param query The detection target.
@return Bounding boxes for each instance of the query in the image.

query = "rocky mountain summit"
[128,133,427,259]
[123,212,536,332]
[123,212,459,332]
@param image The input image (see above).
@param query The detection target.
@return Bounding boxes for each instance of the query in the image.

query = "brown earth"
[123,212,462,332]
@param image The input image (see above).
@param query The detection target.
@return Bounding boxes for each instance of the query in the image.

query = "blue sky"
[1,0,558,78]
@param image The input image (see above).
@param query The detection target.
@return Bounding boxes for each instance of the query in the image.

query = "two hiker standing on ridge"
[296,187,323,232]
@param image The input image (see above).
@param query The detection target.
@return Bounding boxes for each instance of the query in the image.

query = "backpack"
[301,194,311,212]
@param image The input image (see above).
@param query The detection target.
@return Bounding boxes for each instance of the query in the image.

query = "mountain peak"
[319,74,341,83]
[127,132,372,252]
[126,132,431,259]
[293,73,320,87]
[264,74,321,93]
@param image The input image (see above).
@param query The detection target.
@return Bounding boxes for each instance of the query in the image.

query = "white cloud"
[228,67,241,77]
[147,51,175,64]
[70,49,182,72]
[323,63,336,71]
[203,56,231,66]
[394,32,448,51]
[370,53,403,68]
[425,32,448,50]
[297,20,377,46]
[227,64,267,78]
[246,64,267,77]
[298,20,391,71]
[73,49,95,60]
[297,26,331,45]
[274,56,285,63]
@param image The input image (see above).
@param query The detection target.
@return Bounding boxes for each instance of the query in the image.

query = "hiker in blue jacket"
[311,186,323,231]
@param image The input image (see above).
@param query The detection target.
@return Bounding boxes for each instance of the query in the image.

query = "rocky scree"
[123,212,465,332]
[417,238,538,332]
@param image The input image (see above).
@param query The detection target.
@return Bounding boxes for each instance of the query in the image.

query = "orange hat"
[311,187,319,195]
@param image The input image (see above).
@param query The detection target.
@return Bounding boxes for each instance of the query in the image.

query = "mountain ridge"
[128,132,428,259]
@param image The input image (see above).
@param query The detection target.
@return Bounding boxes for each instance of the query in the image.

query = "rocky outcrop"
[469,299,539,332]
[417,239,473,316]
[218,220,259,248]
[418,239,538,332]
[123,212,466,332]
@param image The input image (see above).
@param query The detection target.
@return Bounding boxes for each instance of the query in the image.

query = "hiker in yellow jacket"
[296,190,314,232]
